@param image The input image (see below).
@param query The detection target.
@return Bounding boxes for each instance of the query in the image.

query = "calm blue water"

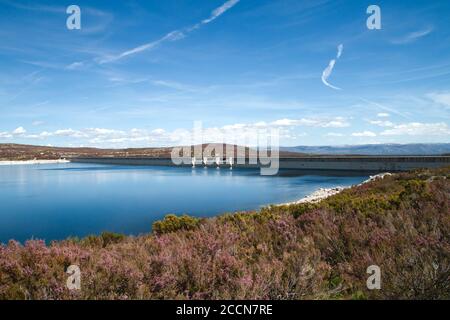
[0,163,369,243]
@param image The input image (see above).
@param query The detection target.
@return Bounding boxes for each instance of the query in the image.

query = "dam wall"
[70,156,450,172]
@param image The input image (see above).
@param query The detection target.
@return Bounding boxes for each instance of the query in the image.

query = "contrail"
[321,59,341,90]
[321,44,343,90]
[99,0,240,64]
[337,44,344,58]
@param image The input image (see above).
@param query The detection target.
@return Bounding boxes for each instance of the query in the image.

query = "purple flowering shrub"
[0,168,448,299]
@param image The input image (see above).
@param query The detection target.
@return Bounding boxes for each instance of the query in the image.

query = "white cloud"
[271,119,297,126]
[66,61,84,70]
[380,122,450,136]
[101,31,184,63]
[85,128,125,136]
[377,113,390,118]
[391,27,433,44]
[368,120,394,127]
[325,132,345,137]
[98,0,240,64]
[0,116,350,147]
[0,132,12,139]
[322,119,349,128]
[352,131,377,137]
[38,131,52,138]
[321,60,341,90]
[271,117,350,128]
[53,129,87,138]
[201,0,240,25]
[151,128,166,135]
[336,44,344,58]
[12,127,26,135]
[321,44,343,90]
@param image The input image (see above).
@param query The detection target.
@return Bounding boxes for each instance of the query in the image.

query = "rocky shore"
[283,172,392,205]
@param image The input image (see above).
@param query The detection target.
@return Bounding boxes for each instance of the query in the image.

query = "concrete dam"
[71,156,450,172]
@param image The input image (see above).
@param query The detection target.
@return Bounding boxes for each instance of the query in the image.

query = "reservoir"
[0,163,369,243]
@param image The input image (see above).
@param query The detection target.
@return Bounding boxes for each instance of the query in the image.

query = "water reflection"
[0,163,369,243]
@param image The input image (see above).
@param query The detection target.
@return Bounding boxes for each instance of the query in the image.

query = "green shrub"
[287,203,320,218]
[100,232,125,246]
[152,214,202,235]
[80,232,125,247]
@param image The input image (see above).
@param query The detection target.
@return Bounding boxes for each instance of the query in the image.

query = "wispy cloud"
[98,31,185,64]
[380,122,450,136]
[336,44,344,59]
[321,44,343,90]
[391,26,433,44]
[2,70,46,103]
[65,62,84,70]
[0,132,12,139]
[427,91,450,108]
[352,131,376,137]
[358,98,411,119]
[272,117,350,128]
[200,0,240,25]
[0,1,64,13]
[98,0,240,64]
[321,60,340,90]
[368,120,394,127]
[151,80,205,93]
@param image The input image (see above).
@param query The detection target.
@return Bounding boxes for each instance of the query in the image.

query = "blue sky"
[0,0,449,147]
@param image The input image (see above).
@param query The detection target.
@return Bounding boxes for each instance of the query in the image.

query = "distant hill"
[0,143,174,160]
[2,143,449,161]
[0,143,300,161]
[281,143,450,156]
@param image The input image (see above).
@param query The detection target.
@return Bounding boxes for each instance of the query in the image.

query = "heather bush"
[0,168,448,300]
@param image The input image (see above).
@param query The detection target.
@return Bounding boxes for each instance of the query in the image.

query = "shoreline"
[0,159,70,166]
[281,172,392,206]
